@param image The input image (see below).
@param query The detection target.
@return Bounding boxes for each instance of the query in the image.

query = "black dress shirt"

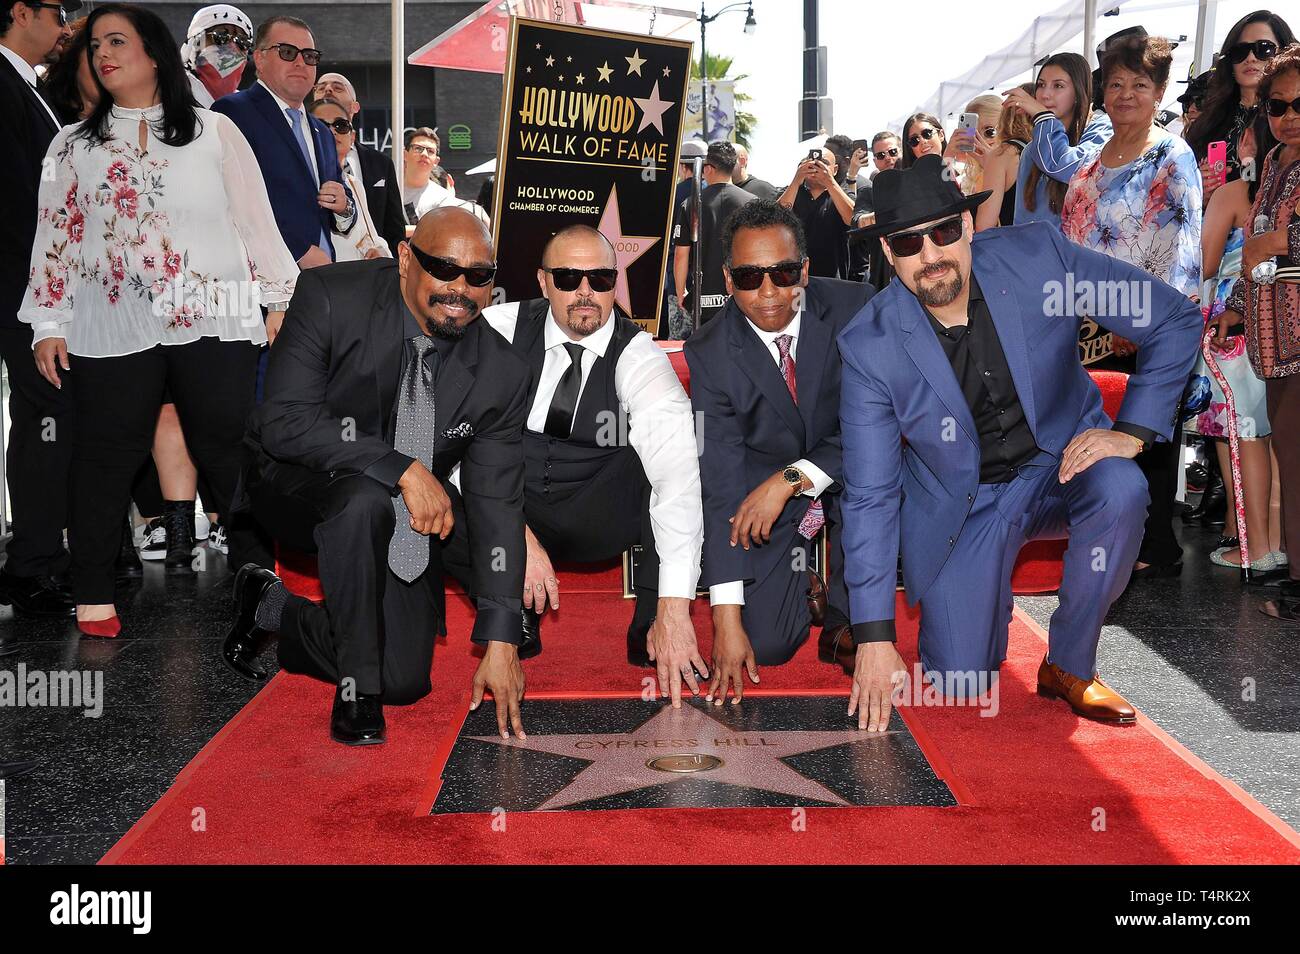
[923,275,1039,483]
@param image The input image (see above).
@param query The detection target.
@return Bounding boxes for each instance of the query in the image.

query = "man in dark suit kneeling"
[684,200,874,703]
[223,207,531,745]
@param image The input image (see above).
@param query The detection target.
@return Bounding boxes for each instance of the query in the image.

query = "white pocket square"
[373,178,386,186]
[442,421,473,439]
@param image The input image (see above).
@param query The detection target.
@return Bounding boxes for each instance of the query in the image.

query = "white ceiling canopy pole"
[1193,0,1219,75]
[393,0,405,186]
[1083,0,1097,67]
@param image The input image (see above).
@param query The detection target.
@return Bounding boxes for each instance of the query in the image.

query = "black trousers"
[1134,425,1184,567]
[0,326,73,577]
[66,338,259,603]
[442,446,660,620]
[248,470,445,704]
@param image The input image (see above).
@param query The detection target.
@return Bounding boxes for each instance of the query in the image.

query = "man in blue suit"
[838,155,1201,731]
[211,14,354,341]
[685,200,873,703]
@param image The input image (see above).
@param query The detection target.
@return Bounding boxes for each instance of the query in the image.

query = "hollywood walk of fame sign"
[490,19,692,334]
[430,696,958,814]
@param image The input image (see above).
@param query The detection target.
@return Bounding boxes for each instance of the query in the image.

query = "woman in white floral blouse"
[18,3,298,637]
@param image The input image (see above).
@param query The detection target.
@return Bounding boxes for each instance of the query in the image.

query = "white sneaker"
[194,509,210,541]
[139,517,167,561]
[207,523,228,555]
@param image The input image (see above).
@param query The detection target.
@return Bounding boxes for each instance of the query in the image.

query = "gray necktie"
[389,336,436,582]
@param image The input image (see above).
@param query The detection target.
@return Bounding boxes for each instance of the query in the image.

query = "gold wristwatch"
[782,465,807,496]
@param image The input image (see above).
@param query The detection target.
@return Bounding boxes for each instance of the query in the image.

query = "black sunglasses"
[261,42,323,66]
[874,146,900,160]
[908,128,940,148]
[542,267,618,293]
[318,116,354,135]
[408,245,497,287]
[28,2,67,26]
[727,261,805,291]
[1266,96,1300,118]
[1227,39,1277,64]
[885,217,964,258]
[205,29,253,53]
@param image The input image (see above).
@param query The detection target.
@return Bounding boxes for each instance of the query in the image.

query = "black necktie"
[389,337,437,581]
[544,342,585,439]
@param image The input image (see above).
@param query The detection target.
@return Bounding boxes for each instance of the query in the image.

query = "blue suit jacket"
[837,221,1202,636]
[685,277,874,589]
[211,83,350,261]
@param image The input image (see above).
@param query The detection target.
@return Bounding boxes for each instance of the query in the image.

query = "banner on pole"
[491,18,692,335]
[684,79,736,142]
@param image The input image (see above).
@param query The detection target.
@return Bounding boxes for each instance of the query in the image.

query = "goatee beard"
[914,264,963,308]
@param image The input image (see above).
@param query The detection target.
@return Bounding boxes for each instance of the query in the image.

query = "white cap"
[182,5,254,71]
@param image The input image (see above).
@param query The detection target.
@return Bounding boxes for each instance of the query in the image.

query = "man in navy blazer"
[211,15,354,293]
[838,155,1201,731]
[685,200,873,703]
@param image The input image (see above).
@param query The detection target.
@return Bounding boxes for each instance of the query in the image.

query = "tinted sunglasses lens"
[586,269,617,293]
[729,267,764,291]
[548,269,582,291]
[771,264,803,287]
[301,50,322,65]
[424,257,462,282]
[888,233,924,257]
[933,218,964,246]
[1257,40,1277,59]
[1267,97,1299,117]
[275,44,298,62]
[331,119,353,134]
[463,266,496,287]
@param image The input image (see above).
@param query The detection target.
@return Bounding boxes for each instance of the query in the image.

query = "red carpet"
[100,568,1300,865]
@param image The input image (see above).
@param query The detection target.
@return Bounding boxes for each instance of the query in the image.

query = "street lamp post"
[697,1,756,142]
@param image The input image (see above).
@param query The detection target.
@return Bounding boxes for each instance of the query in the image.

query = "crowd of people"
[0,0,1297,753]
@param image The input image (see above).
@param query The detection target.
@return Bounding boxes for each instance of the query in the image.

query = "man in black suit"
[0,0,76,619]
[223,208,531,744]
[312,72,406,256]
[684,200,873,702]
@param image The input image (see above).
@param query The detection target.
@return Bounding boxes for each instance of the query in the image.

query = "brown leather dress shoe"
[817,623,855,674]
[806,571,827,627]
[1036,657,1136,725]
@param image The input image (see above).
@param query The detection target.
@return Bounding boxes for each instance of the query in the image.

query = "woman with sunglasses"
[1003,51,1111,228]
[18,3,297,637]
[180,3,252,107]
[972,85,1035,231]
[1187,10,1295,205]
[310,96,389,261]
[1061,34,1203,583]
[943,95,1002,195]
[1214,45,1300,606]
[900,113,946,170]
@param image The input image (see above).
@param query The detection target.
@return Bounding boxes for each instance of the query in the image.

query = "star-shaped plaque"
[633,80,675,135]
[431,696,957,814]
[596,183,660,316]
[625,48,646,75]
[597,61,613,83]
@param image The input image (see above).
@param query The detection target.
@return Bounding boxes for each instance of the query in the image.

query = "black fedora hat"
[851,153,991,240]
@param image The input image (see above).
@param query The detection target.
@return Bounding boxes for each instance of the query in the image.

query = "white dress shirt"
[2,43,60,127]
[710,311,832,606]
[469,301,703,599]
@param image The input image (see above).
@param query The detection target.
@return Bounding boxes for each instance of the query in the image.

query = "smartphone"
[851,138,870,157]
[1207,140,1227,181]
[808,148,823,162]
[958,112,979,152]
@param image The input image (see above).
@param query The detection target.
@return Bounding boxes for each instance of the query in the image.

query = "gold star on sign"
[663,66,671,77]
[625,48,646,75]
[558,74,564,82]
[597,61,613,83]
[545,55,554,67]
[566,55,572,63]
[535,42,541,49]
[575,73,585,85]
[525,66,531,73]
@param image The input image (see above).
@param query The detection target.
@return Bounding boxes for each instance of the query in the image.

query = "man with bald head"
[312,71,406,255]
[467,225,707,705]
[731,143,776,201]
[226,207,531,745]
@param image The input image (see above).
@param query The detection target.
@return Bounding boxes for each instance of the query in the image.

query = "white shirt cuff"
[709,581,745,605]
[657,564,699,600]
[794,459,833,498]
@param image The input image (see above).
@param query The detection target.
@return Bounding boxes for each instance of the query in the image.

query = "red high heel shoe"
[77,615,121,638]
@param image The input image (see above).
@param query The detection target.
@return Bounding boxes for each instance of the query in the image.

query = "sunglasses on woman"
[908,128,940,148]
[727,261,805,291]
[408,245,497,287]
[885,217,964,257]
[874,147,900,160]
[1227,39,1277,64]
[319,117,354,135]
[261,42,323,66]
[542,267,618,293]
[1266,96,1300,118]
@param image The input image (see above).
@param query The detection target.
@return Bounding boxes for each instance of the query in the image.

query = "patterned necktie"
[775,334,825,539]
[389,337,436,581]
[544,342,586,439]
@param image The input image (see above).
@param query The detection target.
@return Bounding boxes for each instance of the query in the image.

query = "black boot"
[162,499,196,574]
[626,589,656,668]
[116,514,143,581]
[518,607,542,660]
[1183,458,1226,527]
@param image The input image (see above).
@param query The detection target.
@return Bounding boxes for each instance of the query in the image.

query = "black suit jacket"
[683,277,874,589]
[354,143,406,257]
[246,259,529,643]
[1,53,61,328]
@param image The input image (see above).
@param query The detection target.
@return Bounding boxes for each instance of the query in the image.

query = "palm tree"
[690,53,756,147]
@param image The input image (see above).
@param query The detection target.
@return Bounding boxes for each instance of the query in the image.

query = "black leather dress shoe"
[331,687,385,745]
[1128,561,1182,582]
[116,515,144,581]
[221,563,280,682]
[518,608,542,660]
[0,568,75,618]
[806,571,827,627]
[0,759,37,780]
